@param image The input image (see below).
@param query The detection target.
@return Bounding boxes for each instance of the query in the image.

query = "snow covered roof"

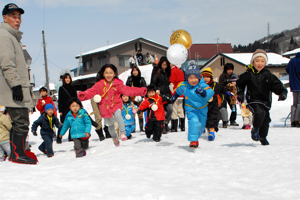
[282,48,300,56]
[72,73,97,82]
[33,83,56,92]
[223,52,290,66]
[76,37,167,58]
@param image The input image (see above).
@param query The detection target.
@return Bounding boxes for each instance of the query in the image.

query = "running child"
[121,94,138,140]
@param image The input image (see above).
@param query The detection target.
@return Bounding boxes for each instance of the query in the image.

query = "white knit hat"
[250,49,268,64]
[0,105,5,112]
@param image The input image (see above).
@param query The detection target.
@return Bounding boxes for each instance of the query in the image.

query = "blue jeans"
[39,132,54,155]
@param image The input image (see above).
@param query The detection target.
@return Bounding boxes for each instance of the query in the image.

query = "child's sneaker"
[251,128,259,141]
[47,154,53,158]
[208,128,215,141]
[120,134,127,141]
[189,141,199,148]
[245,124,251,130]
[259,138,269,145]
[113,138,120,147]
[83,150,86,156]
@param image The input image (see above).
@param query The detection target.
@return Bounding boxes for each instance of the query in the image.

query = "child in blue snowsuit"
[121,94,138,139]
[171,62,214,148]
[59,98,92,157]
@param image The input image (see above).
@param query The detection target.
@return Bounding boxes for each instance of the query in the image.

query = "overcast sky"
[1,0,299,86]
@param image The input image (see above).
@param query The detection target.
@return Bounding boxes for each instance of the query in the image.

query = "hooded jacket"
[0,112,12,144]
[286,52,300,92]
[0,22,34,108]
[237,65,287,109]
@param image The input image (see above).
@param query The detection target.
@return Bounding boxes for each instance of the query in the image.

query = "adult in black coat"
[57,73,77,143]
[126,66,147,131]
[218,63,239,126]
[150,56,172,133]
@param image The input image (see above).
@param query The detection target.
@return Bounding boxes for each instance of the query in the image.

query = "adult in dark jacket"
[136,50,144,65]
[285,52,300,127]
[150,56,172,134]
[126,66,147,132]
[57,73,77,143]
[218,63,239,126]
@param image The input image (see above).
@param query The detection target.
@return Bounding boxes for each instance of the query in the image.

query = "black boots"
[171,119,178,132]
[165,120,170,132]
[96,128,105,141]
[103,126,112,138]
[139,118,144,132]
[10,129,37,164]
[180,118,185,131]
[222,121,228,128]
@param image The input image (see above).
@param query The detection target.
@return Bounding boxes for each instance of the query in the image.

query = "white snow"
[1,74,300,200]
[282,48,300,56]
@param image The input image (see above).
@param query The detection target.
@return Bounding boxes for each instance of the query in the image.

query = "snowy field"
[1,87,300,200]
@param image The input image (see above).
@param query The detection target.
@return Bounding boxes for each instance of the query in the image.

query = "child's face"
[40,91,47,97]
[231,81,236,86]
[103,67,116,83]
[227,68,233,75]
[122,95,129,102]
[46,109,54,116]
[187,75,199,86]
[203,76,211,84]
[253,56,266,72]
[147,90,155,97]
[132,68,139,76]
[70,102,80,114]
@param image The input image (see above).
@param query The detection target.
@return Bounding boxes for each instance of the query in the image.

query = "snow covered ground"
[1,88,300,200]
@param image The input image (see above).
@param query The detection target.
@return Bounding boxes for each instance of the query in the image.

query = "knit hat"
[45,104,54,112]
[250,49,268,64]
[185,60,200,80]
[201,67,213,78]
[0,105,5,112]
[231,75,238,82]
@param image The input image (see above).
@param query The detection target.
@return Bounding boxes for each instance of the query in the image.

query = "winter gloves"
[225,91,233,96]
[170,93,180,103]
[12,85,23,101]
[32,130,37,136]
[278,92,287,101]
[195,87,207,98]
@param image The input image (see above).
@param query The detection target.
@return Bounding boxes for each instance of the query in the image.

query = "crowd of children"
[0,49,289,162]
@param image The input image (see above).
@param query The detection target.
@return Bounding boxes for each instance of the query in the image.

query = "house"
[74,37,168,76]
[32,83,58,105]
[201,52,290,81]
[282,48,300,58]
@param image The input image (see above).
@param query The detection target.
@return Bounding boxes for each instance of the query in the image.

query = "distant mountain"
[233,25,300,54]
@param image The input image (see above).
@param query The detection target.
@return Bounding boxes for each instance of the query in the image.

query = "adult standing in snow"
[0,3,36,164]
[57,73,77,143]
[286,52,300,127]
[151,56,172,134]
[219,63,239,127]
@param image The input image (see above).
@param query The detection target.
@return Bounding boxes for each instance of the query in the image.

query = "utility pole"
[76,46,83,77]
[42,30,50,91]
[267,22,270,36]
[216,38,219,53]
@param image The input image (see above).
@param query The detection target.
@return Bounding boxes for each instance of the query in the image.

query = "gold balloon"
[170,29,192,50]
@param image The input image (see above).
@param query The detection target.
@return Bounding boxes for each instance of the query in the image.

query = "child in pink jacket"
[78,64,147,147]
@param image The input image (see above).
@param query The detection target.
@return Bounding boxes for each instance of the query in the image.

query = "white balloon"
[93,94,102,103]
[135,96,142,102]
[167,43,188,66]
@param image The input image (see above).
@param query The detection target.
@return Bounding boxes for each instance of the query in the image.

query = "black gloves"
[237,95,244,103]
[137,110,141,115]
[12,85,23,101]
[32,130,37,136]
[278,92,287,101]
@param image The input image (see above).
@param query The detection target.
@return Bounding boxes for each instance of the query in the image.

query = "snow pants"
[145,120,163,141]
[248,104,271,139]
[125,124,135,137]
[186,107,208,142]
[39,132,54,156]
[171,99,185,119]
[73,138,89,157]
[104,109,125,139]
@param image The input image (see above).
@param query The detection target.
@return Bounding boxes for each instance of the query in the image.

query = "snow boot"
[251,127,259,141]
[10,130,37,165]
[139,118,144,132]
[259,137,269,145]
[230,121,239,126]
[96,128,105,141]
[180,118,185,131]
[165,120,170,132]
[245,124,251,130]
[171,119,178,132]
[189,141,199,148]
[103,126,112,138]
[208,128,215,141]
[222,121,228,128]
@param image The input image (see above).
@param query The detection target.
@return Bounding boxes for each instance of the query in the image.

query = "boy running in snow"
[237,49,287,145]
[31,104,60,157]
[171,61,214,148]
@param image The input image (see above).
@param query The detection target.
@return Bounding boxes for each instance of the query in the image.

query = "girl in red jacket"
[36,87,57,116]
[137,84,170,142]
[78,64,147,147]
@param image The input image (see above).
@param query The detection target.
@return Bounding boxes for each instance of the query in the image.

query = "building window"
[119,55,131,67]
[83,60,92,72]
[98,57,106,67]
